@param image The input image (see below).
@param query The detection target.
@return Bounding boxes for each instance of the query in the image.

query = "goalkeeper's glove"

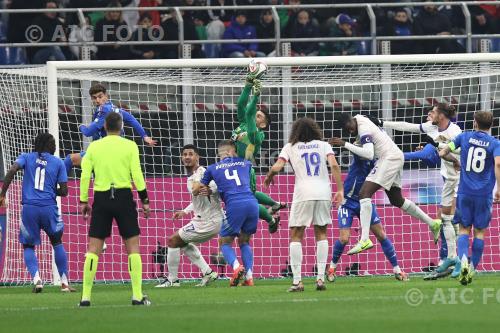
[252,79,262,96]
[424,134,439,148]
[246,72,255,85]
[367,115,383,127]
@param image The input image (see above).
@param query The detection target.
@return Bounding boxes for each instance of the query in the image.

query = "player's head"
[473,111,493,131]
[181,144,200,169]
[217,140,237,159]
[256,109,271,130]
[428,103,456,125]
[337,113,357,135]
[89,83,109,106]
[288,117,323,144]
[104,112,123,134]
[33,132,56,155]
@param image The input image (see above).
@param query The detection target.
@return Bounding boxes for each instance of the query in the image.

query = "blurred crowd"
[0,0,498,64]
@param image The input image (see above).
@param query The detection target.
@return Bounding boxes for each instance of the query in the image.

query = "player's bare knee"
[473,228,485,239]
[168,233,186,248]
[339,233,350,244]
[220,236,234,245]
[371,225,386,242]
[313,225,327,241]
[290,227,305,242]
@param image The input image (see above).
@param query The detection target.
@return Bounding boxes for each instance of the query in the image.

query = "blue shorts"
[456,195,492,230]
[220,199,259,237]
[337,201,380,229]
[19,205,64,246]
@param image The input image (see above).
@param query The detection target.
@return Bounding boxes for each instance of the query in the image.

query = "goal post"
[1,53,500,285]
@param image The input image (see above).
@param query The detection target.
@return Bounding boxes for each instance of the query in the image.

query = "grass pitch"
[1,274,500,333]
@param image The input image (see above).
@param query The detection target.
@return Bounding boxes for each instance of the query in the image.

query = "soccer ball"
[247,59,268,79]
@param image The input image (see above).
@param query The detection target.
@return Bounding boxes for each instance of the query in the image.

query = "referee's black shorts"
[89,188,140,240]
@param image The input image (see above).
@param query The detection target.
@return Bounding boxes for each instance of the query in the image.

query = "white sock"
[330,262,337,269]
[393,265,402,274]
[33,271,41,285]
[182,243,211,275]
[454,223,459,236]
[232,260,240,270]
[359,198,373,241]
[442,214,457,259]
[401,199,434,226]
[60,273,68,285]
[167,247,180,281]
[316,240,328,281]
[290,242,302,285]
[246,269,253,279]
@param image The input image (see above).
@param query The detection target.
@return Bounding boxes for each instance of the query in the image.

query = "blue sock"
[439,227,448,261]
[63,155,73,175]
[239,243,253,273]
[332,240,346,265]
[457,234,469,262]
[404,143,441,168]
[23,247,39,279]
[380,238,398,267]
[53,244,68,279]
[471,238,484,269]
[221,244,237,268]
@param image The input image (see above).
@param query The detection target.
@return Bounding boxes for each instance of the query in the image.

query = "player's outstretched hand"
[329,137,345,147]
[333,191,344,209]
[142,203,151,218]
[263,174,274,188]
[80,202,91,220]
[173,210,187,219]
[144,136,158,146]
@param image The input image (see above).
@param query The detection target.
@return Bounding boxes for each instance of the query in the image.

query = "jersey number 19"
[301,152,321,176]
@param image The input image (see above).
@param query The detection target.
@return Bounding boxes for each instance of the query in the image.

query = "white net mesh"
[1,57,500,284]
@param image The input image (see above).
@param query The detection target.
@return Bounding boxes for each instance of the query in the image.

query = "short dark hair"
[259,108,271,129]
[89,83,107,96]
[218,140,236,149]
[33,132,56,155]
[435,103,456,119]
[474,111,493,130]
[235,10,247,18]
[336,112,353,130]
[288,117,323,145]
[182,144,199,155]
[105,112,123,132]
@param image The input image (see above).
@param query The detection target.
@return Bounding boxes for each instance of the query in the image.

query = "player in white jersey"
[331,113,441,255]
[373,103,461,274]
[156,144,223,288]
[264,118,344,292]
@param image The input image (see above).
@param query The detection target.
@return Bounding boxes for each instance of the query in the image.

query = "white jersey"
[420,121,462,180]
[187,166,225,222]
[355,115,403,160]
[278,140,334,203]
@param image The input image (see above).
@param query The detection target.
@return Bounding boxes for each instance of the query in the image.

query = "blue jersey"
[452,131,500,197]
[15,152,67,206]
[343,155,375,209]
[79,101,148,140]
[201,157,255,205]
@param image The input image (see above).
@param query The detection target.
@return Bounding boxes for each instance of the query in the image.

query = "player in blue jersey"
[63,83,157,174]
[439,111,500,285]
[327,154,409,282]
[194,140,259,287]
[0,133,75,293]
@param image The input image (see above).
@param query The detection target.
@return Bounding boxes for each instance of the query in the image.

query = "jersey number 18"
[466,146,486,173]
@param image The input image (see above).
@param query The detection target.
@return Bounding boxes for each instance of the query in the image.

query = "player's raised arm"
[79,116,105,138]
[330,136,375,161]
[264,158,286,188]
[121,110,157,146]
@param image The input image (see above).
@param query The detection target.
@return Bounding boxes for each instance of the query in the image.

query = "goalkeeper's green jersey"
[231,123,265,163]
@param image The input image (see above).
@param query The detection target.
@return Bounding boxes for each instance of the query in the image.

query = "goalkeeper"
[232,74,286,233]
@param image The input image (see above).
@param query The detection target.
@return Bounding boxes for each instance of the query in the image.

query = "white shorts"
[178,217,222,244]
[441,178,459,207]
[288,200,332,228]
[366,155,404,191]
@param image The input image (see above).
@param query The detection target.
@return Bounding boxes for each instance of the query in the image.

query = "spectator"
[270,0,289,30]
[182,0,210,24]
[289,10,320,56]
[139,0,163,27]
[206,0,234,58]
[414,1,465,53]
[68,14,98,59]
[7,0,45,43]
[161,8,205,59]
[120,0,141,33]
[234,0,269,26]
[470,5,497,34]
[95,2,131,60]
[30,1,67,64]
[222,11,265,58]
[256,9,276,56]
[383,8,418,54]
[129,13,159,59]
[325,13,358,56]
[283,0,302,37]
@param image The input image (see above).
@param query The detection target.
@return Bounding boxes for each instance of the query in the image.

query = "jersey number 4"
[301,152,321,176]
[34,166,46,191]
[466,146,486,173]
[224,169,242,186]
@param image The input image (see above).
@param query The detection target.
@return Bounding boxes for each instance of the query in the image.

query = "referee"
[79,112,151,307]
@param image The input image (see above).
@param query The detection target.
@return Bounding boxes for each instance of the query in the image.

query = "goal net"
[1,54,499,284]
